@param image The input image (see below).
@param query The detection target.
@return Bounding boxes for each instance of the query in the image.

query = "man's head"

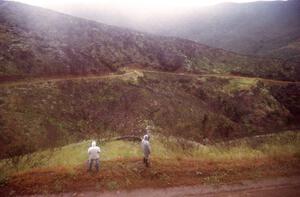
[91,140,96,147]
[143,134,150,141]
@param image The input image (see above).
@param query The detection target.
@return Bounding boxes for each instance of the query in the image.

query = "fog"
[13,0,286,17]
[10,0,286,33]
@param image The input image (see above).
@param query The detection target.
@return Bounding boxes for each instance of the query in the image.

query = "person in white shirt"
[141,134,151,167]
[88,140,101,172]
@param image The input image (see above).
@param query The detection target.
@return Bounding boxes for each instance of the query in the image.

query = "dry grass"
[1,130,299,181]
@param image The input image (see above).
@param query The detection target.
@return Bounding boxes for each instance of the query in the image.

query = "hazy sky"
[11,0,287,23]
[14,0,286,11]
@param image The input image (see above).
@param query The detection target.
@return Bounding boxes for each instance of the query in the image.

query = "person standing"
[141,135,151,167]
[88,140,101,172]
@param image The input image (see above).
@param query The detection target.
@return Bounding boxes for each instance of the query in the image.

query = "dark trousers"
[143,157,150,167]
[88,159,99,172]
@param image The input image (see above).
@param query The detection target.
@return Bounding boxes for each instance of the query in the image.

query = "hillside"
[0,1,300,159]
[1,69,300,159]
[67,0,300,59]
[156,0,300,57]
[0,1,300,81]
[265,39,300,61]
[1,2,300,194]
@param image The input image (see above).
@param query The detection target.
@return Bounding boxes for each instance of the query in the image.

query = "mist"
[12,0,287,29]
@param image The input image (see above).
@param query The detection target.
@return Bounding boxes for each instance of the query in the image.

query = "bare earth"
[28,176,300,197]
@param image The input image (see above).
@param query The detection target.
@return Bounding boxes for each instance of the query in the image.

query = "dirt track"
[1,69,300,87]
[28,176,300,197]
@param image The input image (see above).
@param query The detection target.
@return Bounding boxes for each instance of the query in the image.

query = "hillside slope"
[101,1,300,58]
[158,0,300,57]
[265,39,300,61]
[0,1,299,81]
[1,69,299,159]
[1,1,300,159]
[68,0,300,60]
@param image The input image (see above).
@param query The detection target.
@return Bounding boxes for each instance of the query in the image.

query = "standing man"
[88,140,101,172]
[141,134,151,167]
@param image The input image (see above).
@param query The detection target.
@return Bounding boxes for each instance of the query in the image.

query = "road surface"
[28,176,300,197]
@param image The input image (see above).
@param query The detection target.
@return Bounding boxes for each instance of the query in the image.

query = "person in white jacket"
[141,135,151,167]
[88,140,101,172]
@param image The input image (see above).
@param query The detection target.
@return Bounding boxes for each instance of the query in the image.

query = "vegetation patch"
[0,130,299,195]
[223,78,258,93]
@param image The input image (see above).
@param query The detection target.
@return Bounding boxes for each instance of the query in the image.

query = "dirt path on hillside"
[141,69,300,85]
[1,69,300,87]
[27,176,300,197]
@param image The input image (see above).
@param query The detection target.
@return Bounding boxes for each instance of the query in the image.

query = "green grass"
[223,78,258,93]
[152,131,300,161]
[0,130,299,181]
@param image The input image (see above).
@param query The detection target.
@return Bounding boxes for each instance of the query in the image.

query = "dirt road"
[28,176,300,197]
[2,69,300,87]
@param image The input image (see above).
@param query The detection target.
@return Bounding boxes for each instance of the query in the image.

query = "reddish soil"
[31,176,300,197]
[1,156,300,196]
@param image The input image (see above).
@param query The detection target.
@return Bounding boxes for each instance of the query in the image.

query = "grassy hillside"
[0,131,299,194]
[2,131,299,173]
[0,1,299,81]
[1,70,299,159]
[265,39,300,61]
